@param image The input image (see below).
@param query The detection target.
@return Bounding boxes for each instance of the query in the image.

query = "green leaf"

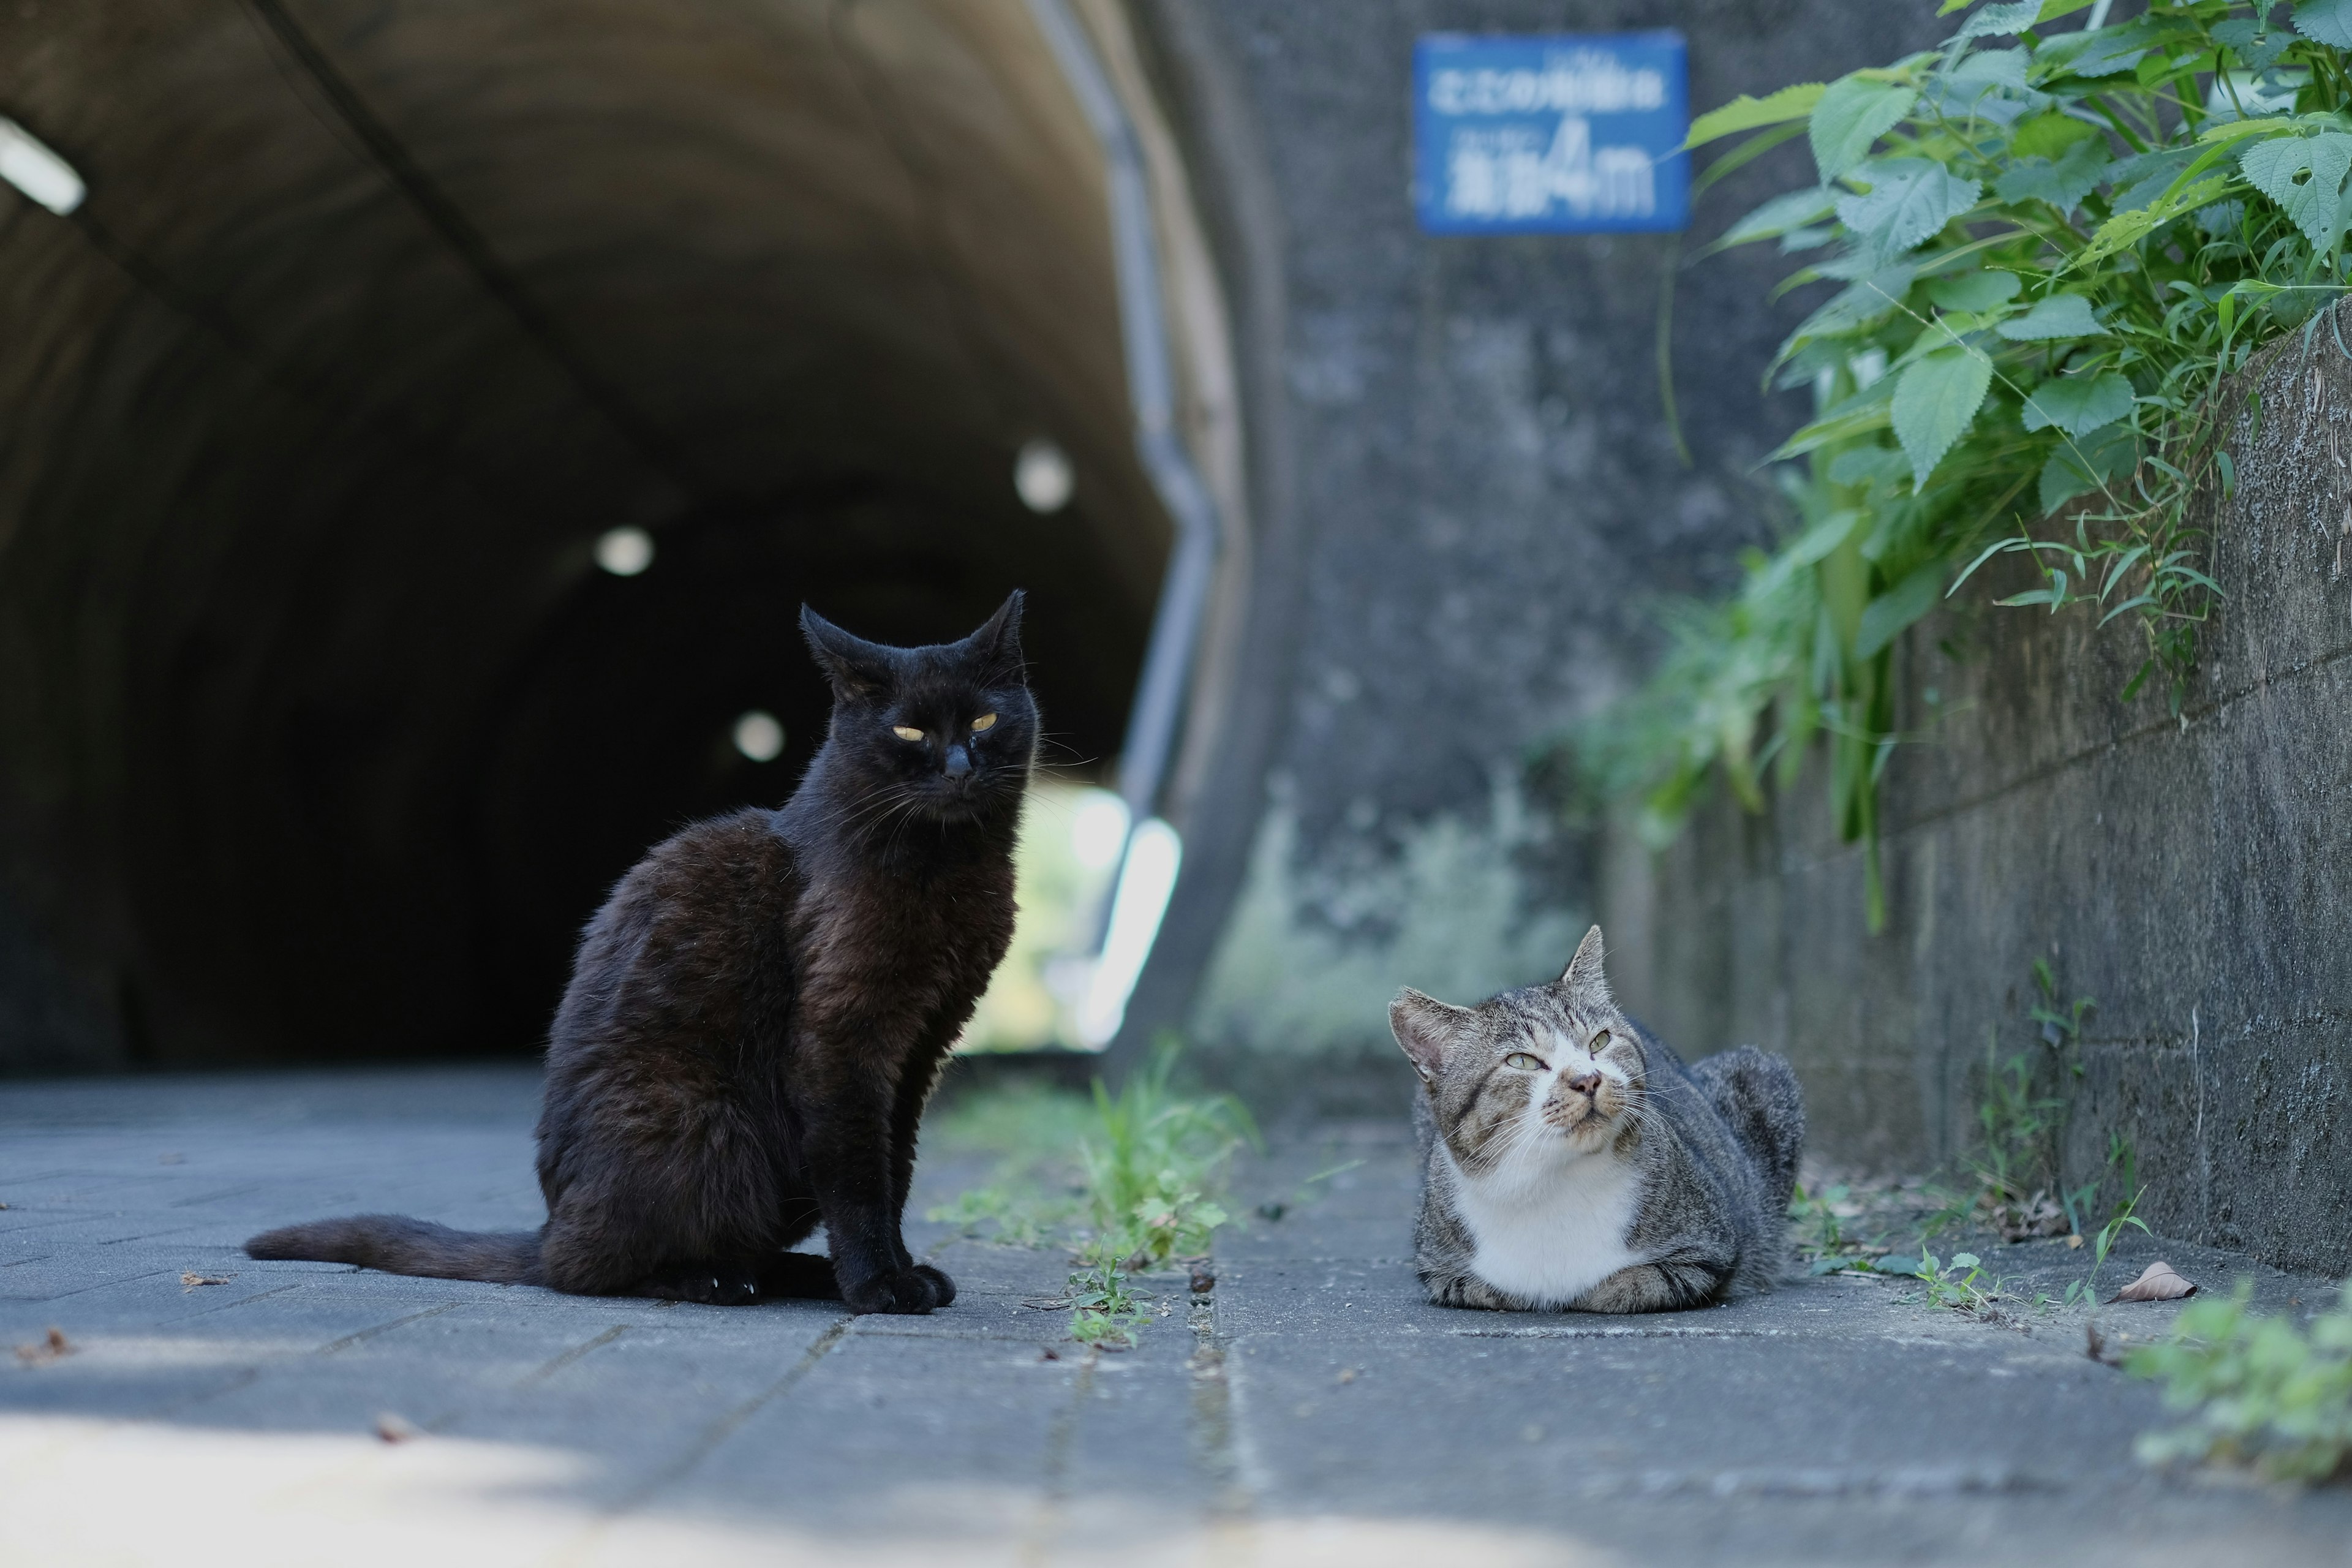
[1721,187,1840,246]
[1684,83,1826,151]
[1891,346,1992,485]
[2074,175,2228,264]
[1766,402,1895,461]
[1994,137,2111,212]
[1835,162,1983,256]
[2240,132,2352,252]
[1779,265,1918,355]
[2037,422,2138,512]
[1854,561,1947,657]
[2293,0,2352,49]
[1828,444,1912,486]
[1996,293,2103,339]
[1926,269,2022,312]
[1811,75,1920,183]
[2034,21,2152,80]
[1951,1251,1981,1268]
[1953,1,2047,41]
[2021,371,2135,435]
[2010,110,2099,160]
[1877,1254,1925,1276]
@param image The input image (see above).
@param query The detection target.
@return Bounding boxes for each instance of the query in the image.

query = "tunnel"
[0,0,1219,1069]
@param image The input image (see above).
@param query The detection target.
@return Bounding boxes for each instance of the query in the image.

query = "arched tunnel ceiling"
[0,0,1171,1066]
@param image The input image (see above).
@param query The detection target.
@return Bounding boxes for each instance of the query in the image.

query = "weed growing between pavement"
[1792,956,2145,1314]
[928,1040,1254,1348]
[1585,1,2352,925]
[2130,1280,2352,1482]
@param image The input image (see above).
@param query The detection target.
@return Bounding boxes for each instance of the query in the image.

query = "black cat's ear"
[962,589,1026,680]
[1391,989,1475,1085]
[800,605,898,701]
[1558,925,1612,1004]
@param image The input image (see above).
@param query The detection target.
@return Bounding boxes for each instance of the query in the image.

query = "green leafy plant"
[927,1039,1254,1347]
[1973,1035,2070,1233]
[2062,1131,2151,1306]
[1874,1246,2008,1313]
[1600,0,2352,924]
[2130,1280,2352,1481]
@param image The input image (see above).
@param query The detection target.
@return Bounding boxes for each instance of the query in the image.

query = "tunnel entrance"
[0,1,1209,1069]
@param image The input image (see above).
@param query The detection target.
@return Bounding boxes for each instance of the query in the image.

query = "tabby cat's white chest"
[1446,1144,1640,1308]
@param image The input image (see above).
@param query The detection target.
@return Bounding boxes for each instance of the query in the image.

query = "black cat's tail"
[245,1215,545,1286]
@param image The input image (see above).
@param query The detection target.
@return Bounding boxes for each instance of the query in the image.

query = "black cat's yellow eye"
[1589,1030,1612,1051]
[892,725,924,742]
[1504,1052,1547,1071]
[971,713,998,733]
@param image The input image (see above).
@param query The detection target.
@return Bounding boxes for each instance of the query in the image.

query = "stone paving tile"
[4,1065,2352,1567]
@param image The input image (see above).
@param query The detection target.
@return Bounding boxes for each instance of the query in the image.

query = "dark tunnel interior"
[0,1,1168,1068]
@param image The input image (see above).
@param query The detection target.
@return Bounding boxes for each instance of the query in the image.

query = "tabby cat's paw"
[843,1265,948,1314]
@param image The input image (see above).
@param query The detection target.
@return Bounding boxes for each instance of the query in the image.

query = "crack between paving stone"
[316,1301,461,1355]
[556,1313,854,1561]
[1015,1345,1099,1568]
[513,1323,630,1390]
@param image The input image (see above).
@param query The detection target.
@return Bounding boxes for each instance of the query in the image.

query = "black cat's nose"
[1566,1069,1602,1096]
[943,745,973,779]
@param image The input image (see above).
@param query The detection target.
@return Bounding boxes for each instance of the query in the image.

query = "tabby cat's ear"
[799,606,899,701]
[1390,989,1475,1084]
[962,589,1027,680]
[1559,924,1611,1003]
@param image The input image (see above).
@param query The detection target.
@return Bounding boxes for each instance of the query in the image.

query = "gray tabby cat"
[1392,926,1803,1313]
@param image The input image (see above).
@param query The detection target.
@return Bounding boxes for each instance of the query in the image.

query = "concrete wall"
[1602,319,2352,1279]
[1120,0,1946,1095]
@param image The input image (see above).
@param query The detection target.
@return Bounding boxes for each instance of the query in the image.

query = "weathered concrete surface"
[1121,0,1951,1085]
[7,1066,2352,1565]
[1605,313,2352,1276]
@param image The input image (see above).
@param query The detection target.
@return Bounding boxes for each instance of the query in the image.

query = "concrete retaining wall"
[1602,320,2352,1278]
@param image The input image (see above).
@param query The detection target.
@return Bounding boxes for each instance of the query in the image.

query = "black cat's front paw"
[842,1265,952,1314]
[911,1262,956,1308]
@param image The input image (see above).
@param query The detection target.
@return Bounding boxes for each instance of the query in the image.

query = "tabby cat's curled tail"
[246,1215,544,1285]
[1688,1044,1806,1219]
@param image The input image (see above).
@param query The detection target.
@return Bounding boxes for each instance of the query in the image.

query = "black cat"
[247,594,1035,1314]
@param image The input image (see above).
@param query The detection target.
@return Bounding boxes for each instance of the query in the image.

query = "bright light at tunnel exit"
[0,116,85,216]
[593,526,654,576]
[1069,790,1129,871]
[1077,818,1180,1048]
[732,710,784,763]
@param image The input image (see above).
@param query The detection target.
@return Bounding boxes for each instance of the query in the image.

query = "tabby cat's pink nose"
[1566,1070,1602,1096]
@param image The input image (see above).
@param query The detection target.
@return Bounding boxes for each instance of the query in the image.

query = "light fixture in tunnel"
[0,116,85,216]
[732,710,785,763]
[1076,818,1180,1048]
[1013,439,1074,514]
[592,526,655,576]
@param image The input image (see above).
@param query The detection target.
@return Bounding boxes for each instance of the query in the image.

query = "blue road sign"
[1413,32,1689,235]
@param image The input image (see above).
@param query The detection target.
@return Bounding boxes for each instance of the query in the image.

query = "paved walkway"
[2,1066,2348,1566]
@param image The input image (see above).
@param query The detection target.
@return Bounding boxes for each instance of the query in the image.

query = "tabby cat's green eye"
[1504,1052,1547,1071]
[1589,1030,1611,1051]
[971,712,998,732]
[892,725,925,742]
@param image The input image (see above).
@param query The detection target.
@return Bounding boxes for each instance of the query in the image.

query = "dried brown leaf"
[181,1272,233,1289]
[14,1327,74,1366]
[2109,1260,2198,1303]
